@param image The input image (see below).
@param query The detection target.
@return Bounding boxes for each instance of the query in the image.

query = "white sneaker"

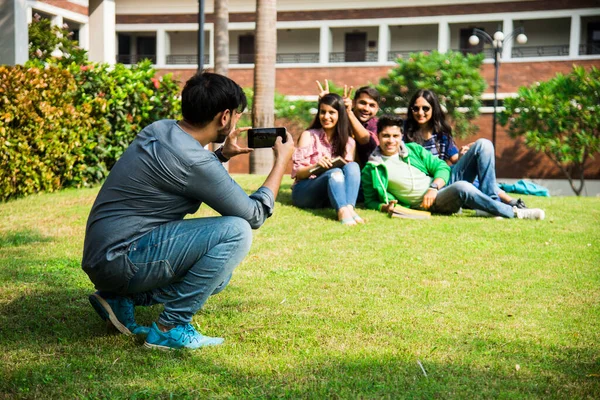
[514,206,545,220]
[475,209,503,219]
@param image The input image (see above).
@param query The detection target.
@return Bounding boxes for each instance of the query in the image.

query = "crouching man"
[361,115,545,220]
[82,72,294,350]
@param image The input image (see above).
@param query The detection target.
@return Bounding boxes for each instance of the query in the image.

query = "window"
[345,32,367,62]
[239,35,255,63]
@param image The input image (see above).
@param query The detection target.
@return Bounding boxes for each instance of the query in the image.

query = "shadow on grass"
[1,330,598,398]
[0,229,51,248]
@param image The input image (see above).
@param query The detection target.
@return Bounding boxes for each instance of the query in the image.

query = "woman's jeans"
[124,216,252,327]
[449,139,500,201]
[292,162,360,211]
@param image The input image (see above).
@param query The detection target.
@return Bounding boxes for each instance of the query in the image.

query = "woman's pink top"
[291,128,355,182]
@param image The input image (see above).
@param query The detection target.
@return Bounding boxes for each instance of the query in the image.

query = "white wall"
[520,18,571,46]
[331,26,378,52]
[277,28,319,53]
[389,24,438,52]
[116,0,533,15]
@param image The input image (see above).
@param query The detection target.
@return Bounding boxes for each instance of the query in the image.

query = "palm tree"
[213,0,229,76]
[250,0,277,174]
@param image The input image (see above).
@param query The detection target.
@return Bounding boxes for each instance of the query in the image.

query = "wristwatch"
[214,147,229,163]
[429,183,439,191]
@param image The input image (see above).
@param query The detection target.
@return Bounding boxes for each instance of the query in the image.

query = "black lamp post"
[198,0,205,72]
[469,27,527,156]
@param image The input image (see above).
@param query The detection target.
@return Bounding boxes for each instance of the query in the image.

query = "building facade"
[6,0,600,179]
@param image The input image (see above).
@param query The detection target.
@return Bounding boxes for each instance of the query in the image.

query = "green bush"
[29,14,87,64]
[239,87,315,131]
[377,51,486,138]
[0,18,183,201]
[0,65,110,201]
[66,60,182,177]
[500,65,600,196]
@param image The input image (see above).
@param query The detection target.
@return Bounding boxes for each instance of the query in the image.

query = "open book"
[389,206,431,220]
[309,156,347,176]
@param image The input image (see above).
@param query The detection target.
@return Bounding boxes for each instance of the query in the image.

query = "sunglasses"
[411,105,431,113]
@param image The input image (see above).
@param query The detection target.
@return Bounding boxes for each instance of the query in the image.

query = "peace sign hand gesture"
[316,80,330,100]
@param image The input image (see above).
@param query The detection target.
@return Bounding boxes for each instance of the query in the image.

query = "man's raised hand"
[222,127,253,159]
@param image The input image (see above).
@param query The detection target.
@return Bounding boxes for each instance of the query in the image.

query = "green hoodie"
[361,142,451,211]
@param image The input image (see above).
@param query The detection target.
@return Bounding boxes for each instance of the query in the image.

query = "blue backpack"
[498,180,550,197]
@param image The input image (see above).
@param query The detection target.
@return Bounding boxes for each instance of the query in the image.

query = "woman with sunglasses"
[404,89,526,209]
[291,93,364,226]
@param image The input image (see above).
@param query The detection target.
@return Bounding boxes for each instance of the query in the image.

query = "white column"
[502,18,513,60]
[88,0,116,63]
[0,0,28,65]
[378,23,390,63]
[569,14,581,57]
[319,25,331,64]
[79,23,89,50]
[208,25,215,66]
[26,6,32,24]
[438,20,450,53]
[51,14,63,27]
[156,28,166,67]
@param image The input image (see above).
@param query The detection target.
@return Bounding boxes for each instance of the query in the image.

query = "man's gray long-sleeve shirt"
[82,120,274,293]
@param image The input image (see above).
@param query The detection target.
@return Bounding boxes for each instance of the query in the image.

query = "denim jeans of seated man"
[431,181,514,218]
[449,139,501,201]
[292,162,360,210]
[124,216,252,327]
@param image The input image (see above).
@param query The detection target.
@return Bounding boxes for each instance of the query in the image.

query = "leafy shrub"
[28,14,87,64]
[66,61,182,177]
[500,66,600,196]
[0,65,110,200]
[377,51,486,138]
[239,87,315,132]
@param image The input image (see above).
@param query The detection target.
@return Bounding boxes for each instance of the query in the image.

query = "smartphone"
[247,127,287,148]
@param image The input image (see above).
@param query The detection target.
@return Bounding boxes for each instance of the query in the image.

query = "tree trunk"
[213,0,230,170]
[213,0,229,76]
[249,0,276,174]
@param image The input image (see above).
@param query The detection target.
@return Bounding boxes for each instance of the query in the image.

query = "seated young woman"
[291,93,364,226]
[404,89,526,209]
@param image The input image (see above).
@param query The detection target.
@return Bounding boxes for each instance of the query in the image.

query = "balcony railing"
[329,51,378,63]
[116,54,156,64]
[512,45,569,58]
[166,54,210,64]
[579,43,600,55]
[276,52,319,63]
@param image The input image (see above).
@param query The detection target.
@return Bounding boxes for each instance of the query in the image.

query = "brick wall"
[159,59,600,96]
[38,0,87,15]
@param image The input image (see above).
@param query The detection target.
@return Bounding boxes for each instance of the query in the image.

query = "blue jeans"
[432,181,514,218]
[123,216,252,327]
[292,162,360,211]
[450,139,500,201]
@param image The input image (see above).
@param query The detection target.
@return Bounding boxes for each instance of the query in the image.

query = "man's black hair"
[377,114,404,134]
[353,86,381,104]
[181,72,247,127]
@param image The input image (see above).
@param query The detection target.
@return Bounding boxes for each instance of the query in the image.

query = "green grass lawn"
[0,175,599,399]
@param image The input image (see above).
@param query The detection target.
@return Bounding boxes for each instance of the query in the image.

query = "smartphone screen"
[247,127,287,148]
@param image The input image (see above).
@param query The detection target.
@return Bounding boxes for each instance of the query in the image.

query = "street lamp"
[468,27,527,156]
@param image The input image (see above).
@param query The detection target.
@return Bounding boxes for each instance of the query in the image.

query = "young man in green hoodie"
[361,115,545,220]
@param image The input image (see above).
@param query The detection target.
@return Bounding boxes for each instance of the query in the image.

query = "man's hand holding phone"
[273,131,294,166]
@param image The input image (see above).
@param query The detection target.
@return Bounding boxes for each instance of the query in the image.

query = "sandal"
[340,217,356,226]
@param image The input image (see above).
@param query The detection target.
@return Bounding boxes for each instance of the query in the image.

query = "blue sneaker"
[89,292,150,336]
[144,322,224,350]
